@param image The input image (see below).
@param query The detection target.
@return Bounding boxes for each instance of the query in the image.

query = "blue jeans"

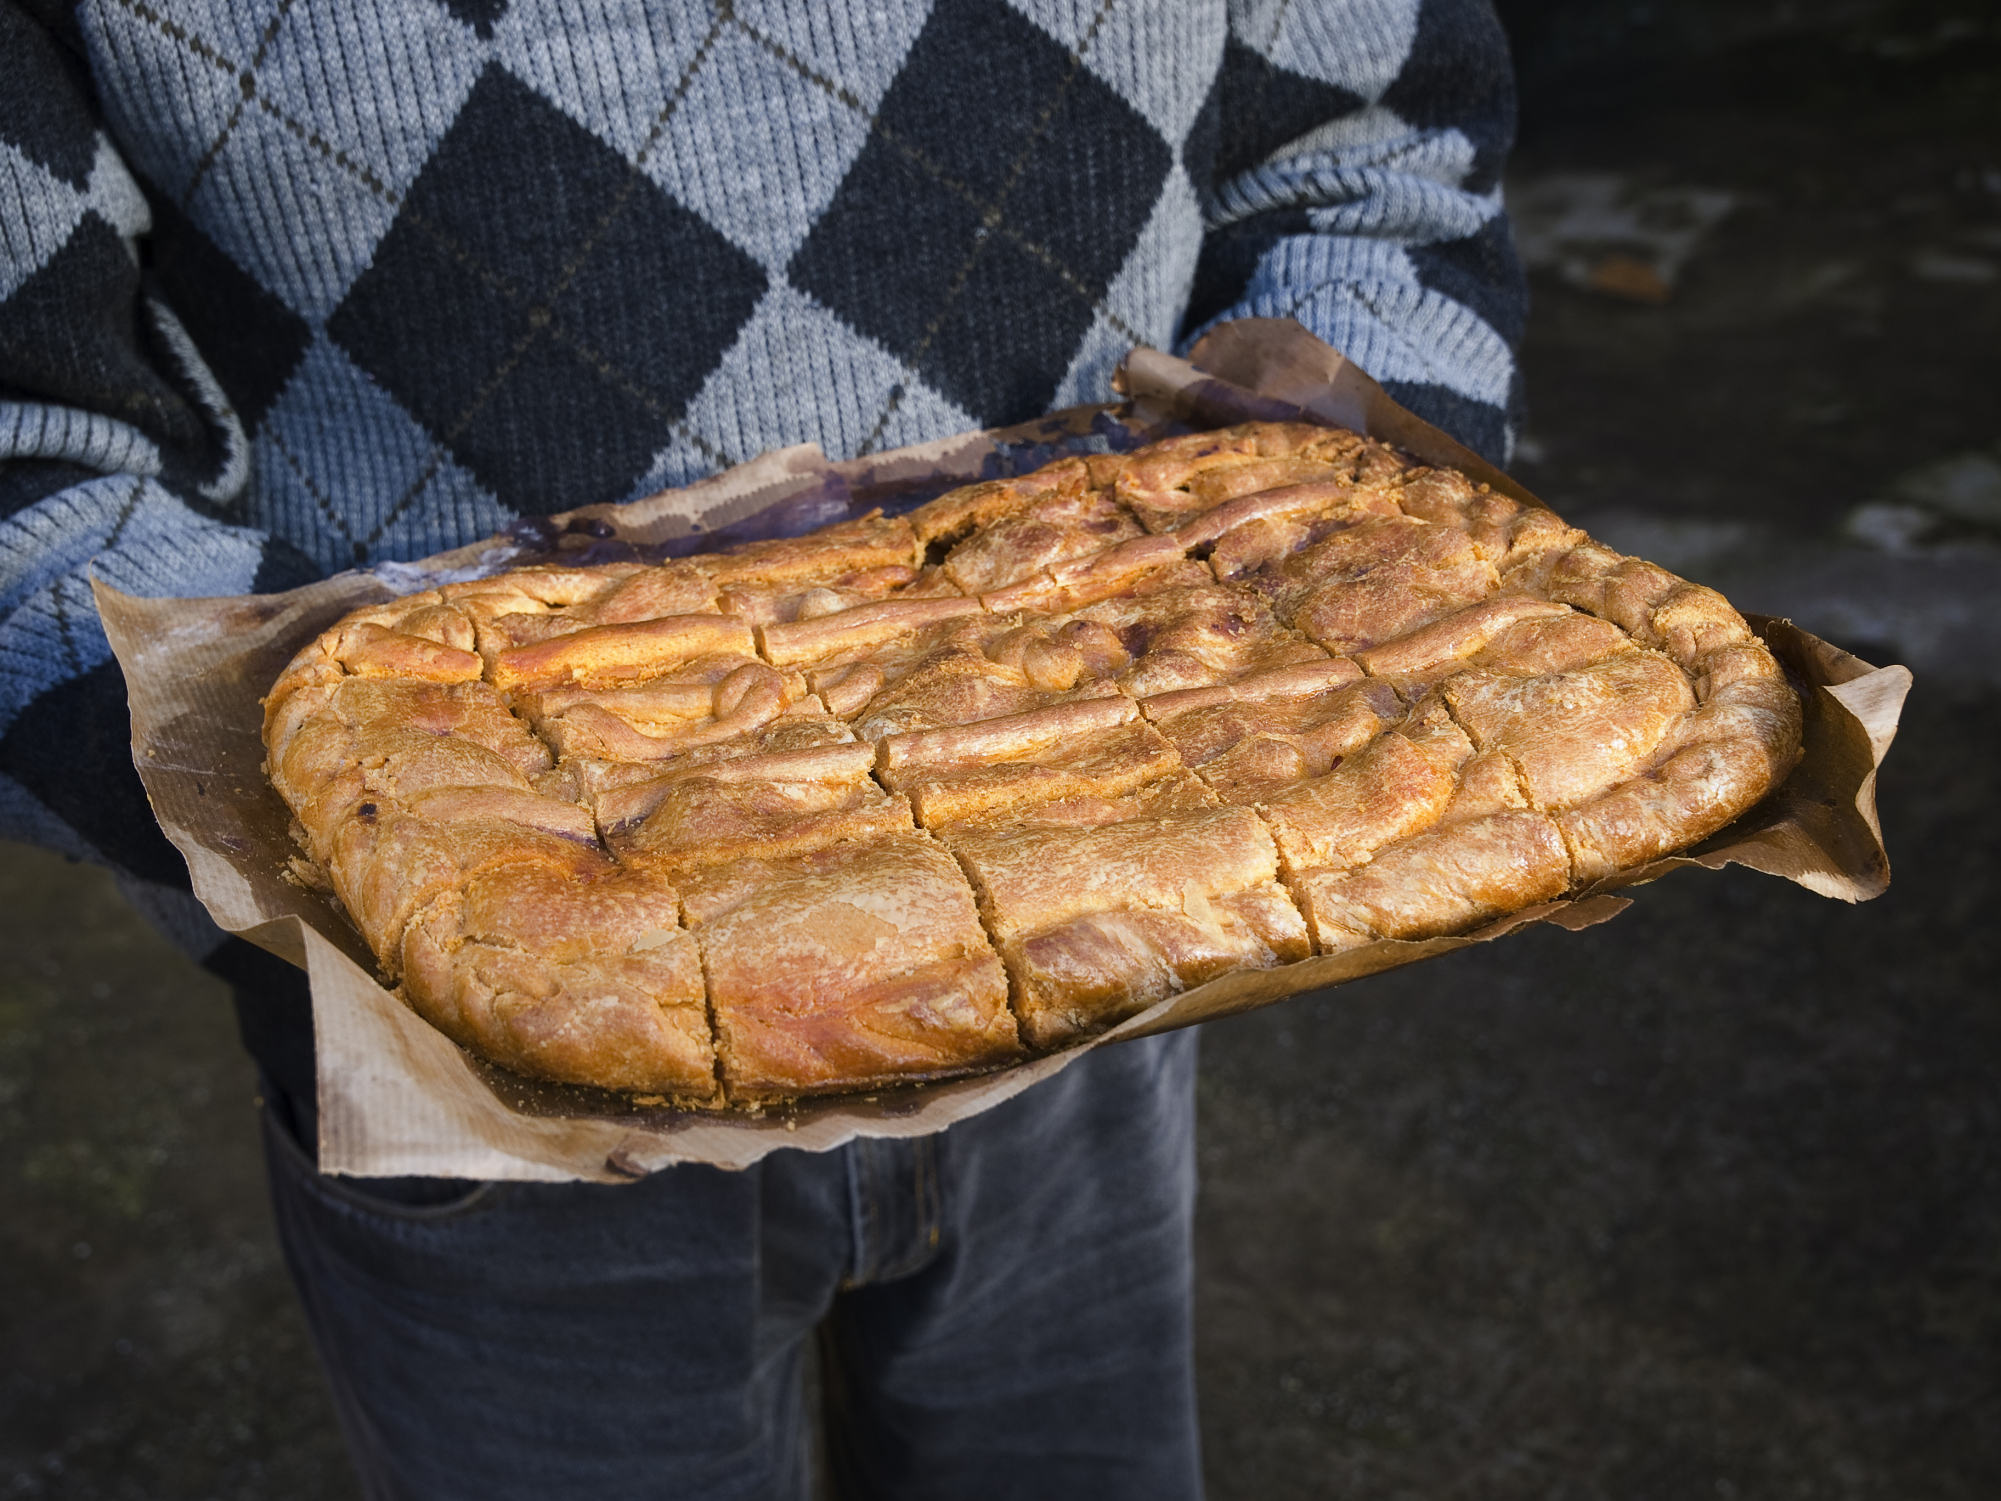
[258,1027,1204,1500]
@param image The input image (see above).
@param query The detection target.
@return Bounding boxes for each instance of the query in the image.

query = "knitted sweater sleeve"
[1183,0,1526,463]
[0,0,316,889]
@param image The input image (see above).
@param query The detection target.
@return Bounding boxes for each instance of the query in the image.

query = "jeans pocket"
[262,1102,502,1223]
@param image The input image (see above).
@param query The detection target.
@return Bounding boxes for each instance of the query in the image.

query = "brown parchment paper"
[94,320,1912,1181]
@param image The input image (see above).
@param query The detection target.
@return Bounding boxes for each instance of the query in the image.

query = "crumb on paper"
[283,856,333,893]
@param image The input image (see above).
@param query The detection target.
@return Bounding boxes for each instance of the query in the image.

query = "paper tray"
[94,321,1912,1181]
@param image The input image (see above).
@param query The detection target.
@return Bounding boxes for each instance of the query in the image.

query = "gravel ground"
[4,3,1998,1496]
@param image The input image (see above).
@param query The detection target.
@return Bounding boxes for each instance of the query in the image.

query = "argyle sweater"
[0,0,1523,962]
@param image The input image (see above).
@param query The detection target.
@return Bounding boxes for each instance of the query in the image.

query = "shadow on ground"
[3,1,1998,1496]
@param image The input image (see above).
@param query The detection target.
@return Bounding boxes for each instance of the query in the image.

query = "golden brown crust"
[1297,810,1572,951]
[904,461,1090,547]
[400,867,715,1097]
[1440,650,1696,812]
[879,698,1182,829]
[610,745,915,873]
[704,512,920,590]
[946,806,1306,1047]
[264,422,1802,1100]
[683,835,1019,1099]
[1259,727,1462,877]
[489,615,757,693]
[1146,677,1400,806]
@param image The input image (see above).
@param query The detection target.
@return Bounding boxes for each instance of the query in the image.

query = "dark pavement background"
[5,2,1998,1495]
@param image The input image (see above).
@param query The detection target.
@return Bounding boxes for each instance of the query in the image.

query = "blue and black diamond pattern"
[790,0,1172,427]
[11,0,1527,535]
[1187,37,1366,186]
[312,0,1180,510]
[326,65,767,517]
[147,192,312,435]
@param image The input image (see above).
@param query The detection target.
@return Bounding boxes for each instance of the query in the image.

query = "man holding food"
[0,1,1524,1494]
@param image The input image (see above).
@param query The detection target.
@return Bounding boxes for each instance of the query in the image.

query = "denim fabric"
[260,1028,1204,1501]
